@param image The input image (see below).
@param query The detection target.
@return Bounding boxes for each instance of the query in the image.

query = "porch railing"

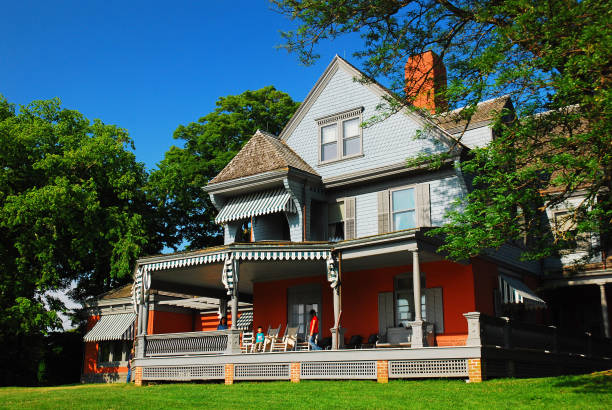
[464,312,612,358]
[138,330,241,358]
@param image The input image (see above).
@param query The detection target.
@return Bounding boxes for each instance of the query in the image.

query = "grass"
[1,372,611,409]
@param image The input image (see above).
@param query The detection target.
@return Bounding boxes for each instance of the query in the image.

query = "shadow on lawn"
[552,373,612,394]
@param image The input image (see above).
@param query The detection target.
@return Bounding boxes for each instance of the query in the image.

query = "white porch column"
[137,303,144,335]
[143,294,150,335]
[230,259,239,330]
[600,284,610,338]
[410,250,426,347]
[413,251,422,322]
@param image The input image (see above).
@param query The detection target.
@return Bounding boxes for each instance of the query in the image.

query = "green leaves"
[0,95,161,340]
[274,0,612,265]
[148,86,299,250]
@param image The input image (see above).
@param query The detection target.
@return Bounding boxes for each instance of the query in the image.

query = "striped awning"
[215,188,297,224]
[499,275,546,308]
[235,310,253,330]
[84,313,136,342]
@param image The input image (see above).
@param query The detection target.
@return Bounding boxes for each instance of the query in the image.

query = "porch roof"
[84,312,136,342]
[215,188,297,224]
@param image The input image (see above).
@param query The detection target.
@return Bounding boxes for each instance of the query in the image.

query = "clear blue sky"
[1,1,361,170]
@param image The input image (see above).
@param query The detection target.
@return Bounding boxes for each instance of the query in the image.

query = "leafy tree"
[273,0,611,261]
[0,96,161,384]
[149,86,300,250]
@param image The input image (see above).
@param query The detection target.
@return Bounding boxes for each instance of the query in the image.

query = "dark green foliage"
[0,96,162,385]
[148,86,300,250]
[273,0,611,261]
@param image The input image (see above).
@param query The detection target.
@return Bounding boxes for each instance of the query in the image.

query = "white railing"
[138,330,241,358]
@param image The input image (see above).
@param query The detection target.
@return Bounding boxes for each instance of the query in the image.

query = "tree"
[0,96,161,384]
[273,0,611,261]
[148,86,300,250]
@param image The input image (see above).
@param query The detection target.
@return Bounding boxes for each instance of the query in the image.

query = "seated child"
[254,326,265,352]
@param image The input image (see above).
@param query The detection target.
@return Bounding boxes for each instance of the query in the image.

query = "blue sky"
[1,1,362,170]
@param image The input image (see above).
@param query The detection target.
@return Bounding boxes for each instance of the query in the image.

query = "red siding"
[251,260,476,345]
[253,275,333,338]
[472,257,499,316]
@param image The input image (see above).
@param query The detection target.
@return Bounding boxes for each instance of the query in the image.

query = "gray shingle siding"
[285,68,449,180]
[325,169,466,238]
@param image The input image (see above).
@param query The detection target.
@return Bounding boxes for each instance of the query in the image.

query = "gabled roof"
[209,130,319,185]
[278,55,466,151]
[434,96,512,134]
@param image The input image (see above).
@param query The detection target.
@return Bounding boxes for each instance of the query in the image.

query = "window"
[98,340,129,364]
[394,274,426,327]
[553,210,590,251]
[328,200,345,242]
[317,107,363,164]
[391,187,416,230]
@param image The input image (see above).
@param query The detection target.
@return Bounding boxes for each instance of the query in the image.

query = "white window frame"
[389,185,417,231]
[316,107,364,165]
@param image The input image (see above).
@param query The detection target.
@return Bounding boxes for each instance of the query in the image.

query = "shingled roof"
[99,284,132,300]
[209,130,319,184]
[435,95,512,134]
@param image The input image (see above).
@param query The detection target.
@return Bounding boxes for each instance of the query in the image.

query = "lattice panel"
[301,361,376,379]
[389,359,468,378]
[234,363,290,380]
[146,335,227,356]
[142,365,224,380]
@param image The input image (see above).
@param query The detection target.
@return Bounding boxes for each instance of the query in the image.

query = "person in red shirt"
[308,309,322,350]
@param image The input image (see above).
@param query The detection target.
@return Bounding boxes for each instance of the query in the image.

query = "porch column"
[143,293,150,335]
[600,284,610,338]
[327,253,344,349]
[413,251,422,322]
[411,250,426,347]
[230,259,239,330]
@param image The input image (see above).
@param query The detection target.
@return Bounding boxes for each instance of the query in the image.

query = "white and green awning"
[84,313,136,342]
[499,274,546,308]
[215,188,297,224]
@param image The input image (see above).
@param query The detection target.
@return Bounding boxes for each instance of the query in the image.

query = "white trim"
[317,108,364,165]
[278,56,464,154]
[389,185,418,231]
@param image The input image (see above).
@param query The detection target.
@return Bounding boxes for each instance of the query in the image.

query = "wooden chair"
[271,326,298,352]
[241,330,254,353]
[296,332,318,351]
[263,324,282,352]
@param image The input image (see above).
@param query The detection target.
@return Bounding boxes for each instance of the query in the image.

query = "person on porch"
[217,317,228,330]
[309,309,321,350]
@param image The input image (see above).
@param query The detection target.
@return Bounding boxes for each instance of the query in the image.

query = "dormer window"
[317,107,363,164]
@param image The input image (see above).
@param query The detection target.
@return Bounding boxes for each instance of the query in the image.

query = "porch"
[131,312,612,384]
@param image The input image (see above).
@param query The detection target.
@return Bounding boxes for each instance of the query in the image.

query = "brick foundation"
[290,362,301,383]
[134,367,143,386]
[468,359,483,383]
[376,360,389,383]
[225,363,234,385]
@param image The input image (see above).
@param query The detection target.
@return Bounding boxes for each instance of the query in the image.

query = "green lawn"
[1,372,610,409]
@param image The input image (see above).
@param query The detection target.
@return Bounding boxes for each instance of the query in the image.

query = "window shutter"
[425,287,444,334]
[378,292,394,336]
[344,197,356,240]
[377,190,390,234]
[416,183,431,227]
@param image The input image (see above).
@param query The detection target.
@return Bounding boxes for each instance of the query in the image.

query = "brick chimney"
[405,51,447,114]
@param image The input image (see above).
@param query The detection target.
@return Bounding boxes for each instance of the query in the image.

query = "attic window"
[316,107,363,164]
